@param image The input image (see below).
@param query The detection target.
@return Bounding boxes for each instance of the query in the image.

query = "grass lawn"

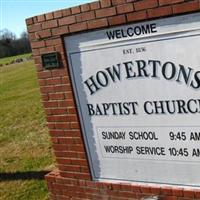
[0,53,32,66]
[0,60,55,200]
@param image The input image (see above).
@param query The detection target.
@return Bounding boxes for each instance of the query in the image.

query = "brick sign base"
[27,0,200,199]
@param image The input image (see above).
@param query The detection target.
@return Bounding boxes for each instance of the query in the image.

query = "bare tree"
[0,29,31,58]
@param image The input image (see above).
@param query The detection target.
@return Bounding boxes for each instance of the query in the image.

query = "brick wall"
[26,0,200,199]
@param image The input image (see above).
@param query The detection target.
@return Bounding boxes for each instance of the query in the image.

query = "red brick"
[58,16,76,26]
[42,19,58,29]
[118,191,136,198]
[120,184,132,191]
[56,158,71,164]
[38,79,46,86]
[88,18,108,29]
[70,122,80,129]
[35,64,43,72]
[161,187,172,195]
[117,3,134,14]
[161,196,177,200]
[68,145,85,153]
[108,15,126,25]
[33,17,37,23]
[148,6,172,18]
[52,69,68,77]
[96,7,116,18]
[195,190,200,198]
[55,44,65,53]
[54,123,70,129]
[59,171,75,178]
[45,12,54,20]
[126,0,137,2]
[39,46,54,54]
[159,0,184,6]
[38,71,52,79]
[34,56,41,65]
[151,186,161,195]
[71,159,87,166]
[71,6,81,14]
[53,10,62,18]
[52,26,69,36]
[46,78,61,85]
[37,14,45,22]
[172,1,199,14]
[127,10,147,22]
[81,3,90,12]
[69,22,88,33]
[45,38,62,46]
[74,173,91,180]
[41,94,48,101]
[47,122,55,129]
[90,1,100,10]
[40,86,54,93]
[28,24,42,33]
[26,17,33,25]
[62,8,71,17]
[58,100,75,108]
[140,185,151,194]
[68,108,76,114]
[100,0,111,8]
[28,33,37,41]
[134,0,158,11]
[43,101,58,108]
[55,151,77,158]
[31,40,45,49]
[112,0,126,6]
[47,115,77,122]
[54,85,70,92]
[57,137,74,145]
[49,93,65,100]
[50,108,68,115]
[59,165,81,172]
[61,76,70,84]
[183,190,195,198]
[172,188,183,197]
[76,11,95,22]
[36,29,51,39]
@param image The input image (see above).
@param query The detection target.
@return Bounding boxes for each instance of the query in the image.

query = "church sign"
[65,13,200,186]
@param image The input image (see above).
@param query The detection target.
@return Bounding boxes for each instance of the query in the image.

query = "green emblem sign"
[42,52,59,69]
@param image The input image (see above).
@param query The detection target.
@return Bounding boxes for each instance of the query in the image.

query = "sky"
[0,0,96,38]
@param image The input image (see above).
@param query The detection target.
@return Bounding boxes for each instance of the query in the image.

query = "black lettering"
[187,99,198,113]
[96,71,109,87]
[176,100,188,114]
[136,60,149,77]
[162,62,176,80]
[190,71,200,89]
[176,65,193,85]
[106,31,115,40]
[148,60,161,78]
[127,27,134,36]
[84,76,100,95]
[124,61,136,78]
[87,104,95,116]
[105,64,121,82]
[150,23,157,33]
[144,101,153,114]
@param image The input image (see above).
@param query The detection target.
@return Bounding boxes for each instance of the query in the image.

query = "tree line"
[0,29,31,58]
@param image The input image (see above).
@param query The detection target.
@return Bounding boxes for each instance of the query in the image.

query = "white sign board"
[65,13,200,186]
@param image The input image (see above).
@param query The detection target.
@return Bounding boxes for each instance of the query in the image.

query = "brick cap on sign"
[45,169,200,199]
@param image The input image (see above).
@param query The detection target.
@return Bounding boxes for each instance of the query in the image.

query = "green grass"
[0,61,55,200]
[0,53,31,65]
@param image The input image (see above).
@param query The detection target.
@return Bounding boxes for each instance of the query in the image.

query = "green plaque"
[42,52,59,69]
